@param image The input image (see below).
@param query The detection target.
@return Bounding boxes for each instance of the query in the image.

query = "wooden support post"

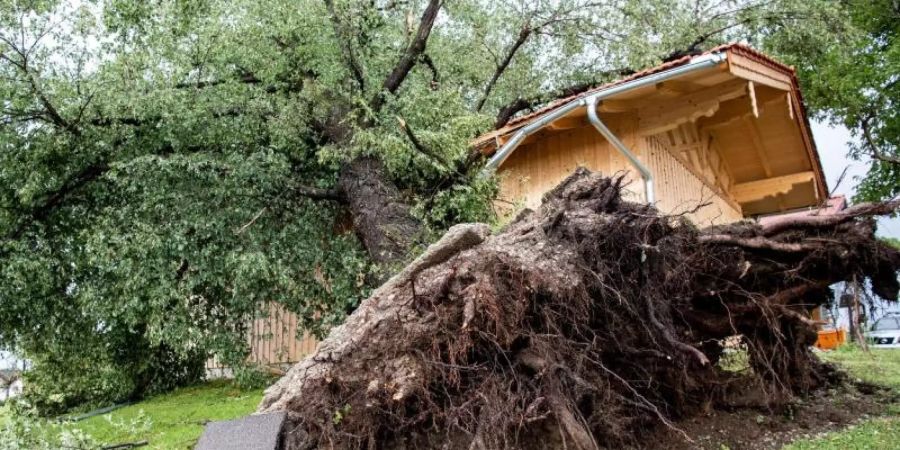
[748,81,759,118]
[786,92,794,120]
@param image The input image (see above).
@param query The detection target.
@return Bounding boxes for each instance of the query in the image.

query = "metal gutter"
[584,95,654,203]
[481,52,728,204]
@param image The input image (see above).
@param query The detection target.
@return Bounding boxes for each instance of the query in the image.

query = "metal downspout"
[584,96,654,203]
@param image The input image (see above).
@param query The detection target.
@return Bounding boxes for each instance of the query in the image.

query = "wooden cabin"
[473,44,828,226]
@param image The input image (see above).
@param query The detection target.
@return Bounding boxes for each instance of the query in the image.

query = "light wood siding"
[206,303,318,371]
[248,303,318,366]
[643,135,743,225]
[497,117,742,226]
[498,116,631,210]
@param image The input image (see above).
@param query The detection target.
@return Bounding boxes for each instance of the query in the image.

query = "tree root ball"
[259,168,899,449]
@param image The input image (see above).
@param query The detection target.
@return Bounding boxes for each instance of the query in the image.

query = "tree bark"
[475,25,532,113]
[369,0,442,113]
[337,156,423,266]
[321,0,440,268]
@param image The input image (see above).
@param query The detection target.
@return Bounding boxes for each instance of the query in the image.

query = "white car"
[867,313,900,348]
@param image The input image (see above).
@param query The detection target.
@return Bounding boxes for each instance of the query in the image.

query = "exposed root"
[259,169,899,449]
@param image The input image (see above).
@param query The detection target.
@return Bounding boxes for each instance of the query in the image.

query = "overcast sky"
[810,121,899,239]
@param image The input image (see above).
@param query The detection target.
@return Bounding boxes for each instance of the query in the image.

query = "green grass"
[819,345,900,390]
[782,416,900,450]
[782,346,900,450]
[69,380,264,449]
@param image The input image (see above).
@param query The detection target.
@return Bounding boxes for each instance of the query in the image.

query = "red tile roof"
[504,43,797,128]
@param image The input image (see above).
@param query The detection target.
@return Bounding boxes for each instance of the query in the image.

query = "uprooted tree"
[259,169,899,449]
[0,0,885,412]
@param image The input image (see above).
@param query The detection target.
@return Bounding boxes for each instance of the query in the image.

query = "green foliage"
[0,405,97,450]
[20,338,205,415]
[764,0,900,202]
[882,237,900,250]
[2,0,881,412]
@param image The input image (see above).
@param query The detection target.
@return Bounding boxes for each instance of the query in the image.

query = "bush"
[20,329,206,416]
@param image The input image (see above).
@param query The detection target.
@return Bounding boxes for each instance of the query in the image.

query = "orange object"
[815,328,846,350]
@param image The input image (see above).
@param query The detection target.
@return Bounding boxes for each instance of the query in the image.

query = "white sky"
[810,121,900,239]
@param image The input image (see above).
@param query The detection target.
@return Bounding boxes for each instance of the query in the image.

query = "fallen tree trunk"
[259,169,899,449]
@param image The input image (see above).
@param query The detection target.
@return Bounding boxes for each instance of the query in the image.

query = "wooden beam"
[699,87,786,131]
[655,80,701,96]
[726,51,793,91]
[786,92,794,120]
[698,99,752,130]
[710,132,736,191]
[743,115,786,209]
[744,117,772,177]
[548,115,588,130]
[731,171,815,203]
[598,99,639,113]
[748,81,759,118]
[637,79,748,136]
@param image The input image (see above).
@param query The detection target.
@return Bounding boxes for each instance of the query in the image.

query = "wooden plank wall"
[248,303,318,366]
[206,303,319,371]
[643,135,743,226]
[497,119,742,226]
[497,116,628,210]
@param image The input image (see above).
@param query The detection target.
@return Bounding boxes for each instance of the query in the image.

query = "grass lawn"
[26,346,896,449]
[783,346,900,450]
[783,415,900,450]
[70,380,264,449]
[819,345,900,390]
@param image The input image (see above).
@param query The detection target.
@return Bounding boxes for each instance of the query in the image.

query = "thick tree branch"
[292,184,345,202]
[2,41,80,136]
[760,200,900,236]
[475,25,532,112]
[397,116,449,169]
[418,53,439,89]
[25,73,78,135]
[4,161,110,242]
[861,115,900,165]
[369,0,442,114]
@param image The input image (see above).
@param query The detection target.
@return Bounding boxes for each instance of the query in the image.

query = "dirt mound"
[259,169,899,449]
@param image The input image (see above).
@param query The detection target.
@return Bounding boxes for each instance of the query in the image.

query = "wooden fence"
[206,303,319,373]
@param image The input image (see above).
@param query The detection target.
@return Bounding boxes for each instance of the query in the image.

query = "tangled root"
[259,169,899,449]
